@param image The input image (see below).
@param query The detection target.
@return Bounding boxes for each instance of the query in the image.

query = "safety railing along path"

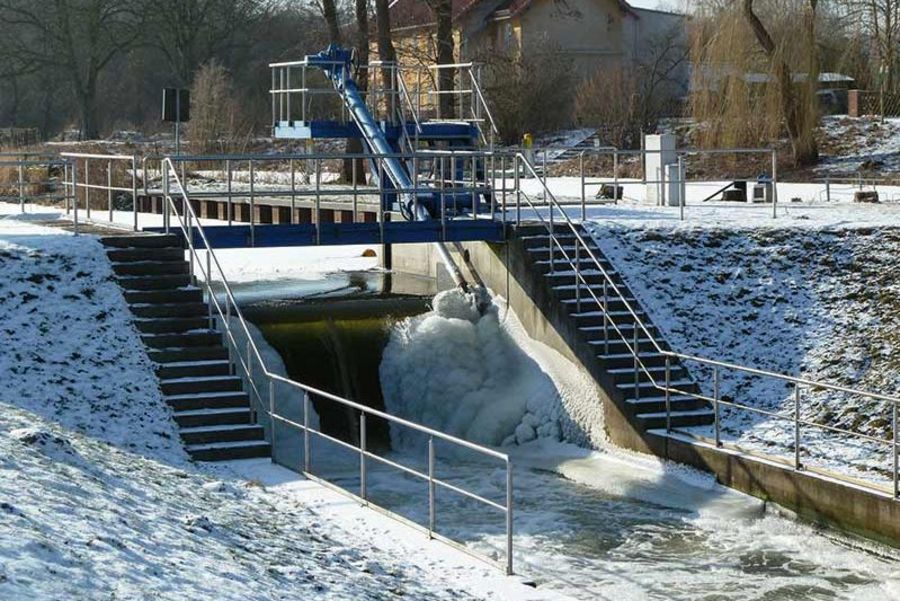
[158,157,515,574]
[509,151,900,501]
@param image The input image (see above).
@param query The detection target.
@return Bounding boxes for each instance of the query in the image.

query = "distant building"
[389,0,689,89]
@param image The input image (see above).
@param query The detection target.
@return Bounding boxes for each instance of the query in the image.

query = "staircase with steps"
[102,234,271,461]
[516,224,714,433]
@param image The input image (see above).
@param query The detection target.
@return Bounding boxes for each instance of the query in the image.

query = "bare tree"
[426,0,455,117]
[742,0,819,165]
[0,0,143,139]
[145,0,269,87]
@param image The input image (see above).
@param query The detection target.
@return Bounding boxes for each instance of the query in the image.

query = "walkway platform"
[143,219,504,248]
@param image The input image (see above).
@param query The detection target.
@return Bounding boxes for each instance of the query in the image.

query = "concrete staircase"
[102,234,271,461]
[518,225,714,431]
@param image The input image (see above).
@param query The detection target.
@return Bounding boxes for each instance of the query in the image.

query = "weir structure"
[7,44,900,570]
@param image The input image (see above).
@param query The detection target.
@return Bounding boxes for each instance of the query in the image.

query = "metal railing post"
[206,252,213,329]
[613,149,619,205]
[315,158,322,245]
[575,243,581,313]
[269,379,276,463]
[162,160,170,234]
[85,158,90,220]
[360,412,367,502]
[107,159,113,223]
[72,163,79,235]
[580,152,586,221]
[548,197,555,274]
[226,159,233,225]
[131,156,139,231]
[772,149,779,219]
[428,436,435,538]
[664,357,671,432]
[304,392,311,472]
[633,322,640,401]
[825,177,831,203]
[249,160,256,247]
[514,158,521,225]
[17,162,24,212]
[506,461,514,576]
[602,280,609,354]
[290,158,297,223]
[894,401,898,498]
[714,366,721,447]
[678,155,685,221]
[794,384,801,469]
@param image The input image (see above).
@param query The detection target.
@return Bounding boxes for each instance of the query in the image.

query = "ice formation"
[380,289,566,449]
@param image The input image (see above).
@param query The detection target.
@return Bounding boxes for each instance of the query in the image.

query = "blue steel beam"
[144,220,504,249]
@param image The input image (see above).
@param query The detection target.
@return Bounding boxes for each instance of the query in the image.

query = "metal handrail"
[159,156,515,574]
[513,151,900,496]
[63,152,140,231]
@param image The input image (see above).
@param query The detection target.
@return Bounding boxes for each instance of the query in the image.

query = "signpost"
[162,88,190,155]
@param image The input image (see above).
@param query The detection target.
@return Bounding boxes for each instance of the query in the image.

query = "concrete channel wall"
[389,233,900,549]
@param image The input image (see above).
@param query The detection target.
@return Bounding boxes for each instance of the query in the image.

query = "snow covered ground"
[0,202,565,600]
[818,116,900,174]
[578,201,900,487]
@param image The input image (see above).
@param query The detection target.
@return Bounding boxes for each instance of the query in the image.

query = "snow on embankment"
[0,210,529,600]
[380,289,605,450]
[0,212,183,463]
[585,218,900,479]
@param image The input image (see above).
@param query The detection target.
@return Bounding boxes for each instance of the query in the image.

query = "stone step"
[161,375,243,396]
[180,424,265,445]
[107,247,185,263]
[526,247,607,263]
[142,330,221,349]
[579,323,660,337]
[598,351,667,369]
[156,359,232,380]
[572,310,646,328]
[560,297,641,313]
[101,234,183,249]
[587,337,659,354]
[518,230,578,246]
[626,395,708,414]
[167,391,249,413]
[124,288,204,305]
[131,302,208,318]
[534,257,616,273]
[186,440,271,462]
[637,409,715,429]
[608,364,685,385]
[544,271,623,287]
[135,316,211,334]
[616,377,695,392]
[148,345,229,364]
[173,406,254,428]
[112,261,190,277]
[118,274,192,291]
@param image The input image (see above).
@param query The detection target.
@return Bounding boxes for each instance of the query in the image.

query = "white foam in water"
[380,289,562,448]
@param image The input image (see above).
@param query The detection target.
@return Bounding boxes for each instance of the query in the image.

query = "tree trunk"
[344,0,370,185]
[742,0,817,167]
[375,0,397,103]
[321,0,342,44]
[433,0,455,118]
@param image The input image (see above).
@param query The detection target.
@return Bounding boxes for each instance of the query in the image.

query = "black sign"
[162,88,190,122]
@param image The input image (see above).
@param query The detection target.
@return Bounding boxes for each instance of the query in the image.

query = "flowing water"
[240,277,900,600]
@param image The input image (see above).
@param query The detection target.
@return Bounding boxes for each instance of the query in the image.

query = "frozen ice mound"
[380,289,562,449]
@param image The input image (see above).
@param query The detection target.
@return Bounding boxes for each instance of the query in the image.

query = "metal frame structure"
[159,156,515,574]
